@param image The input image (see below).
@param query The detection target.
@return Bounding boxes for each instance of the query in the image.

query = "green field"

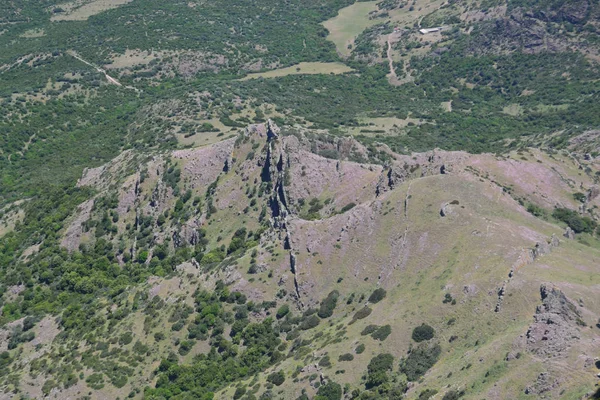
[322,1,380,57]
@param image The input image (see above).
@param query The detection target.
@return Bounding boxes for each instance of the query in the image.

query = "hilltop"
[1,120,599,399]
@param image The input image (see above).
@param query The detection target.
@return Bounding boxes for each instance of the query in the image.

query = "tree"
[412,324,435,342]
[368,288,387,303]
[318,290,339,318]
[316,381,342,400]
[267,370,285,386]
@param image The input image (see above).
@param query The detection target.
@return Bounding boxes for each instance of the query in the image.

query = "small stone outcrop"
[524,372,560,396]
[495,236,559,312]
[526,284,582,358]
[563,227,575,239]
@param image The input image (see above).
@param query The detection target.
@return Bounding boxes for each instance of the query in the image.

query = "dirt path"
[69,51,140,91]
[386,33,398,83]
[69,51,123,86]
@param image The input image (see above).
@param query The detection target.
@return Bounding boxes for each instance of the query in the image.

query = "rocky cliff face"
[526,284,582,358]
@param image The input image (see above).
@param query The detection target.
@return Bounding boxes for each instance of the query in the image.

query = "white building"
[419,27,442,34]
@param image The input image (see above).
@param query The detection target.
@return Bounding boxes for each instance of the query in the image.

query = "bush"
[319,355,331,368]
[352,306,372,321]
[552,207,597,233]
[361,325,379,336]
[316,381,342,400]
[22,317,36,331]
[276,304,290,319]
[340,203,356,213]
[412,324,435,342]
[300,315,320,330]
[371,325,391,341]
[418,389,439,400]
[366,353,394,388]
[442,389,464,400]
[338,353,354,362]
[368,353,394,374]
[318,290,339,319]
[267,370,285,386]
[118,332,133,346]
[178,340,194,355]
[355,344,366,354]
[400,343,442,381]
[368,288,387,304]
[233,386,247,399]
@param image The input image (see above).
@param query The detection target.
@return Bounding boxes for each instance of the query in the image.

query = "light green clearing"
[502,103,523,116]
[322,1,379,57]
[346,116,422,136]
[240,62,354,80]
[20,29,46,38]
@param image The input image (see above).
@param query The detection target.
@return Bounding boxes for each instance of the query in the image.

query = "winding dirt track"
[68,51,123,86]
[386,33,397,81]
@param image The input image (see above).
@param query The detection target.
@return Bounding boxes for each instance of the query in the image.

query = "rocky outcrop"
[563,227,575,239]
[526,284,582,358]
[257,120,303,306]
[61,199,95,252]
[376,150,469,196]
[495,235,559,312]
[524,372,560,396]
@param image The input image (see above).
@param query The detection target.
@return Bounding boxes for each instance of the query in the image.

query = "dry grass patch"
[347,116,423,136]
[105,49,161,69]
[20,29,46,38]
[240,62,354,80]
[51,0,133,21]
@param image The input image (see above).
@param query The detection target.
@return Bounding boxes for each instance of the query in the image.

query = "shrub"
[442,389,464,400]
[300,315,320,330]
[233,386,247,399]
[400,343,442,381]
[573,192,587,203]
[412,324,435,342]
[118,332,133,346]
[352,306,372,321]
[552,207,597,233]
[371,325,391,341]
[22,317,36,331]
[178,340,194,356]
[318,290,339,319]
[527,203,546,217]
[366,353,394,389]
[316,381,342,400]
[368,353,394,374]
[338,353,354,362]
[85,373,104,390]
[418,389,439,400]
[361,325,379,335]
[355,344,366,354]
[368,288,387,304]
[319,355,331,368]
[276,304,290,319]
[340,203,356,213]
[267,370,285,386]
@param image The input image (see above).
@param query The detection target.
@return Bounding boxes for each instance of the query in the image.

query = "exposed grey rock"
[526,284,581,358]
[524,372,560,396]
[563,227,575,239]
